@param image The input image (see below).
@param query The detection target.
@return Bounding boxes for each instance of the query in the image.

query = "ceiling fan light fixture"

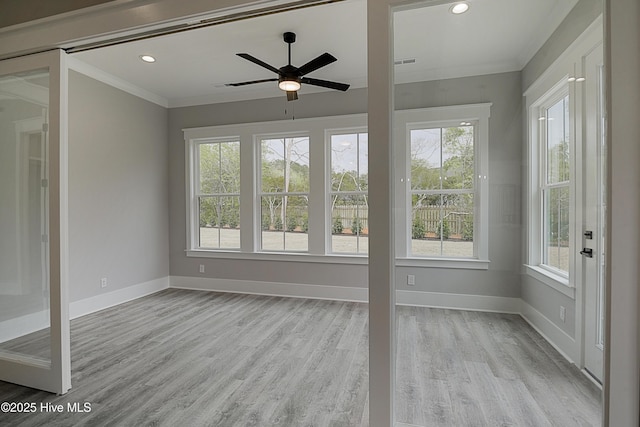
[279,79,301,91]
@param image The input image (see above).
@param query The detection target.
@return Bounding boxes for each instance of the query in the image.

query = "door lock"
[580,248,593,258]
[584,230,593,239]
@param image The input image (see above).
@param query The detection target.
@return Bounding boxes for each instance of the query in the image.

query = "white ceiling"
[71,0,578,108]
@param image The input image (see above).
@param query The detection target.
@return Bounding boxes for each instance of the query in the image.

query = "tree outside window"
[410,125,475,258]
[197,140,240,249]
[260,137,310,252]
[329,132,368,254]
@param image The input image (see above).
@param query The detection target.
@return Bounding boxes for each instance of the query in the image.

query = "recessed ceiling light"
[450,2,470,14]
[567,77,576,82]
[139,55,156,63]
[576,77,586,82]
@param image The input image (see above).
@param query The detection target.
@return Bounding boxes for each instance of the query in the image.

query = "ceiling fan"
[226,32,350,101]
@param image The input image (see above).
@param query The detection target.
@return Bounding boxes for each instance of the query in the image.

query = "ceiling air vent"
[394,58,416,65]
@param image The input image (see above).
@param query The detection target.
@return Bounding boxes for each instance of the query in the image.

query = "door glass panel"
[0,68,51,362]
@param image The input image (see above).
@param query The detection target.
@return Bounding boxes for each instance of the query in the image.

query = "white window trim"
[191,138,242,250]
[184,107,489,269]
[523,16,603,295]
[255,132,311,253]
[326,126,369,255]
[394,103,491,265]
[526,80,574,288]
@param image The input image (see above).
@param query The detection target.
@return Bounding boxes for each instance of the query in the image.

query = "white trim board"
[169,276,368,303]
[520,300,578,364]
[170,276,520,313]
[0,277,169,344]
[69,277,169,319]
[396,290,520,314]
[0,310,49,344]
[67,57,169,108]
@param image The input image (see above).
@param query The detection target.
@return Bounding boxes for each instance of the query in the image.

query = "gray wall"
[394,72,522,297]
[522,0,603,90]
[169,71,523,298]
[68,70,169,302]
[520,0,602,337]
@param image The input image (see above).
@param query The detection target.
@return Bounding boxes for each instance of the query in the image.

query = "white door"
[0,50,70,394]
[582,44,605,383]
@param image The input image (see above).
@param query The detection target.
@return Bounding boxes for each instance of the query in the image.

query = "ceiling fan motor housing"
[279,64,300,85]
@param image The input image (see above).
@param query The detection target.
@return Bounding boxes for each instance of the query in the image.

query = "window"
[409,125,475,258]
[525,76,574,290]
[184,107,487,268]
[259,136,310,252]
[395,103,490,266]
[540,93,570,274]
[195,140,240,249]
[329,132,368,254]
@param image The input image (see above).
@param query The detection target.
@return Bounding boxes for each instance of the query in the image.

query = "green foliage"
[410,126,474,197]
[286,215,298,232]
[302,215,309,233]
[351,217,363,235]
[435,220,451,240]
[274,216,283,231]
[462,217,474,241]
[332,215,343,234]
[226,213,238,229]
[261,215,270,231]
[412,217,426,240]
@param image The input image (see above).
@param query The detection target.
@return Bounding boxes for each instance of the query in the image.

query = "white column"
[604,0,640,425]
[367,0,395,425]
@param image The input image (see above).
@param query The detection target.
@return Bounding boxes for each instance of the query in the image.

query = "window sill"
[396,257,490,270]
[524,264,575,298]
[186,250,490,270]
[186,250,369,265]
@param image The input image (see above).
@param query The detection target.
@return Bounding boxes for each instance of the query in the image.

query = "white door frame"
[0,49,70,395]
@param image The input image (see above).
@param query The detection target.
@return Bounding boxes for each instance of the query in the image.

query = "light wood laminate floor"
[0,289,601,426]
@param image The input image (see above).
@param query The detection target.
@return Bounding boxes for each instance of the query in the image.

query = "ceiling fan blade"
[286,91,298,101]
[237,53,280,74]
[301,77,350,92]
[225,78,278,87]
[297,53,337,76]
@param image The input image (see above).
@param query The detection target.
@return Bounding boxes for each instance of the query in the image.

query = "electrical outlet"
[559,306,566,322]
[100,278,108,288]
[199,264,205,273]
[407,275,415,286]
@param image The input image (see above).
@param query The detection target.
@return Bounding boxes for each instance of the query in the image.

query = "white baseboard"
[396,290,521,313]
[0,310,49,344]
[0,275,577,373]
[520,300,578,364]
[70,276,169,319]
[169,276,368,302]
[0,277,169,344]
[170,276,521,314]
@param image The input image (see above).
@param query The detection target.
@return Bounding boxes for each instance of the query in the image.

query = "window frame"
[326,127,369,256]
[194,138,242,250]
[394,104,491,269]
[538,89,571,277]
[256,132,311,253]
[184,107,489,269]
[526,78,575,291]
